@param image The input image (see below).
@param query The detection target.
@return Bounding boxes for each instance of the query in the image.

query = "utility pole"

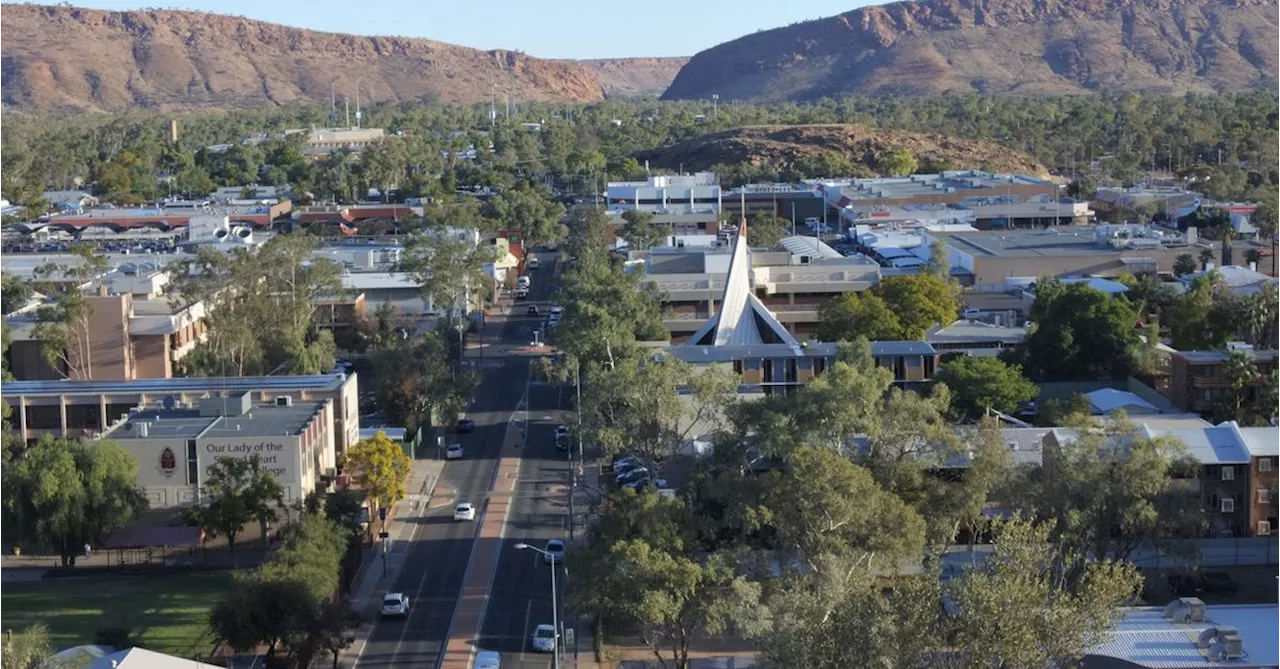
[711,94,719,120]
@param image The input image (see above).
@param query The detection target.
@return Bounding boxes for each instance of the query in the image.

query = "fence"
[941,537,1280,572]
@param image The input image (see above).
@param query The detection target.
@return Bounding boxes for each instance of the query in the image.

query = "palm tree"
[1198,248,1215,270]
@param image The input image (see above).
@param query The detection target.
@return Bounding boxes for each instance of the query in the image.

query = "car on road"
[474,651,502,669]
[446,443,464,460]
[515,287,529,300]
[453,502,476,521]
[527,305,540,316]
[544,539,565,564]
[531,624,557,652]
[456,418,474,434]
[962,307,982,319]
[380,592,410,618]
[555,425,569,441]
[527,256,540,270]
[517,275,532,289]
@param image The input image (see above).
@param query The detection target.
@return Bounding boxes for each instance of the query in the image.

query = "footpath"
[338,455,449,666]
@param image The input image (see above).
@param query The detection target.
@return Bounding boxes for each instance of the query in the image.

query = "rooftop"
[832,171,1051,202]
[1086,604,1278,669]
[1176,348,1278,364]
[107,402,325,440]
[1,373,351,398]
[1085,388,1160,414]
[667,340,936,363]
[926,320,1027,344]
[941,226,1165,259]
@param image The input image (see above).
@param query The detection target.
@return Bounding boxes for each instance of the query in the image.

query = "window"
[1221,498,1236,514]
[1221,466,1235,481]
[1258,521,1272,536]
[1260,489,1271,505]
[1261,458,1274,473]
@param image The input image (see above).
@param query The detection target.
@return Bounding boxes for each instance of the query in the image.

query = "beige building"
[1,372,361,456]
[641,235,881,343]
[5,266,207,381]
[100,393,337,509]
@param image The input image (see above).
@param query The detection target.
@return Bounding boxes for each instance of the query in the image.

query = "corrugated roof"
[1087,605,1278,668]
[779,235,843,259]
[1237,426,1279,457]
[1086,388,1159,414]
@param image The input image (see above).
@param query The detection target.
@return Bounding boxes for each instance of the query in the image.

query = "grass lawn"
[1,571,233,657]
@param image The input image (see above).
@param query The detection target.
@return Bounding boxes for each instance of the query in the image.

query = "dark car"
[527,305,540,316]
[1199,572,1237,595]
[456,418,475,434]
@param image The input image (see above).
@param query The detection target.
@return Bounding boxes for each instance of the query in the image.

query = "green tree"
[190,455,284,568]
[30,244,109,379]
[879,149,919,177]
[1250,197,1277,275]
[1172,253,1197,277]
[874,274,960,339]
[339,431,412,523]
[1167,273,1238,351]
[815,292,902,342]
[1034,393,1094,427]
[1022,280,1141,381]
[573,539,766,669]
[1,624,52,669]
[757,446,926,575]
[1,437,147,567]
[1027,415,1206,566]
[754,520,1141,669]
[371,332,469,434]
[399,211,500,321]
[1,272,32,315]
[934,356,1038,422]
[620,209,665,251]
[1198,247,1215,270]
[1214,350,1266,425]
[486,181,567,248]
[746,213,790,249]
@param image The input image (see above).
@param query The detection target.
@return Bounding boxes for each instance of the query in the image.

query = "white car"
[474,651,501,669]
[517,275,532,289]
[446,443,463,460]
[549,306,564,316]
[453,502,476,521]
[544,539,565,564]
[962,307,982,319]
[380,592,410,618]
[531,624,556,652]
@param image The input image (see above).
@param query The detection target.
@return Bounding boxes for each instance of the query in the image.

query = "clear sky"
[39,0,879,59]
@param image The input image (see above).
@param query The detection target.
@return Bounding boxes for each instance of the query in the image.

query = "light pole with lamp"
[515,543,561,669]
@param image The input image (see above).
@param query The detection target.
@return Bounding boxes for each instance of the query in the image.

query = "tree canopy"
[1021,280,1141,381]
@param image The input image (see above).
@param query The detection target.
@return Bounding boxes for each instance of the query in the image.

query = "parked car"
[381,592,410,618]
[446,443,464,460]
[613,459,646,476]
[1199,572,1238,595]
[531,624,556,652]
[622,477,666,491]
[527,256,540,270]
[456,418,474,434]
[517,275,532,289]
[454,502,476,521]
[515,287,529,300]
[544,539,565,564]
[474,651,501,669]
[617,468,650,485]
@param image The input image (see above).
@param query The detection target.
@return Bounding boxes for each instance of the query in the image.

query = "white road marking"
[519,599,534,663]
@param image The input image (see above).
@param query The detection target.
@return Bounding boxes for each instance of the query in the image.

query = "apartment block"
[1168,346,1278,414]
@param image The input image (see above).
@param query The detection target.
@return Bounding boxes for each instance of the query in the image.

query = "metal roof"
[1086,388,1160,414]
[1237,426,1279,457]
[685,221,800,348]
[1,373,350,398]
[1087,605,1278,668]
[107,403,324,440]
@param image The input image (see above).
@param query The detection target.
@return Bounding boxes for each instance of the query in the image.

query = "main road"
[357,254,569,669]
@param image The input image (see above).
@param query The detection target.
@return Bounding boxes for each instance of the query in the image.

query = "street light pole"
[516,544,561,669]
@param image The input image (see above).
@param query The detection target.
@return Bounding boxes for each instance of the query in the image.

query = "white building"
[607,173,722,215]
[100,393,338,509]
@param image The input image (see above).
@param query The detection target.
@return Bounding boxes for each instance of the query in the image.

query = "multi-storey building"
[641,235,881,343]
[1,373,361,456]
[1168,345,1278,414]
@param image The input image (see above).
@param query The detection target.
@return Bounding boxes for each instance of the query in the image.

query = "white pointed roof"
[686,219,800,348]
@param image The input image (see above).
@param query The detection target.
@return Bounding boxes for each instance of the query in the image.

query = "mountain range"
[663,0,1279,101]
[0,4,681,112]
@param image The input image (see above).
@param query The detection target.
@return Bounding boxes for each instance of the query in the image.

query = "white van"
[517,275,532,289]
[474,650,501,669]
[527,256,540,270]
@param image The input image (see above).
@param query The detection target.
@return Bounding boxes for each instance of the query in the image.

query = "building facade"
[1168,346,1278,414]
[606,173,722,214]
[1,373,361,455]
[101,393,337,509]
